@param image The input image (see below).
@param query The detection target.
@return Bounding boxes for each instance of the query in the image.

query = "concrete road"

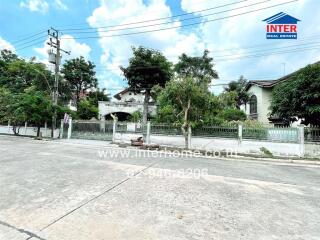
[0,136,319,240]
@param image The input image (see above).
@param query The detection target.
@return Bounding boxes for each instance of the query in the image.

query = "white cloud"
[181,0,320,90]
[0,37,15,52]
[20,0,49,13]
[54,0,68,10]
[34,35,91,66]
[87,0,204,94]
[20,0,68,13]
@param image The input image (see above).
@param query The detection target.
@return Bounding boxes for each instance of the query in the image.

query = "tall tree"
[121,46,173,124]
[271,63,320,125]
[61,56,97,107]
[174,50,218,87]
[157,76,209,148]
[224,75,250,109]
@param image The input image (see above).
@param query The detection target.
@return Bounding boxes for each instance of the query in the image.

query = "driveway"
[0,136,319,240]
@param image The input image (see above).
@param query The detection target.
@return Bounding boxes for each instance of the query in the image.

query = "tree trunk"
[181,99,191,149]
[37,125,41,137]
[143,90,150,125]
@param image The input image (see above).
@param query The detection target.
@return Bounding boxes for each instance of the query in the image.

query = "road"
[0,136,319,240]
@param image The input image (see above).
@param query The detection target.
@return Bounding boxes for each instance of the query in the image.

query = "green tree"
[271,63,320,125]
[157,76,209,148]
[217,108,247,122]
[174,50,218,87]
[87,88,110,106]
[76,99,98,120]
[61,56,97,107]
[0,87,52,136]
[224,75,250,108]
[121,46,173,124]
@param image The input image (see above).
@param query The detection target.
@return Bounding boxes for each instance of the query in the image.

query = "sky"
[0,0,319,98]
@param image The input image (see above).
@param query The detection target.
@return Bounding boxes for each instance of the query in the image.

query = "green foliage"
[76,100,98,120]
[271,63,320,125]
[224,75,250,108]
[174,50,218,86]
[121,46,173,92]
[61,56,97,106]
[87,88,110,106]
[217,108,247,122]
[127,110,142,122]
[218,91,238,109]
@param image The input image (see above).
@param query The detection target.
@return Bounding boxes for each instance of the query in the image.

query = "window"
[249,95,257,115]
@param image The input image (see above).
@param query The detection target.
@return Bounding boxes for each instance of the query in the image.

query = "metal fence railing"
[305,127,320,142]
[150,123,183,136]
[193,126,238,138]
[71,120,113,141]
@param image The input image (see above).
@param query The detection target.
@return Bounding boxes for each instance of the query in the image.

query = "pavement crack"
[0,220,46,240]
[39,159,162,232]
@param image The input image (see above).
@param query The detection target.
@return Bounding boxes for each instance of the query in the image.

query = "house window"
[250,95,257,115]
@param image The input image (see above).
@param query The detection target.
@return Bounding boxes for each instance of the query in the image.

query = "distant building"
[98,88,156,121]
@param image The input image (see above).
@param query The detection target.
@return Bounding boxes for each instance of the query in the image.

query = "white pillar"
[146,121,151,144]
[298,126,305,158]
[7,120,10,133]
[44,122,48,137]
[187,126,192,149]
[112,119,117,142]
[67,118,72,139]
[24,122,27,135]
[238,123,243,143]
[59,120,63,139]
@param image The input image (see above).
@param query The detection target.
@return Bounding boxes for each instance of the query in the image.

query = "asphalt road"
[0,136,320,240]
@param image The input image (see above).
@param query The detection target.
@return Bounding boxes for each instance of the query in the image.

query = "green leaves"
[271,63,320,125]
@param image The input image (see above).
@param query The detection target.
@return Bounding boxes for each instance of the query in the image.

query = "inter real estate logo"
[263,12,300,39]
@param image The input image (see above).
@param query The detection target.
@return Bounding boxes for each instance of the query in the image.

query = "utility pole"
[47,27,70,138]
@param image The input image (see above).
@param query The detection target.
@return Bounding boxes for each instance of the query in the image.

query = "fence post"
[7,120,10,133]
[188,126,192,149]
[24,122,27,135]
[298,125,305,158]
[44,122,48,137]
[67,118,72,139]
[146,121,151,144]
[100,118,106,133]
[112,119,117,142]
[59,120,63,139]
[238,123,243,143]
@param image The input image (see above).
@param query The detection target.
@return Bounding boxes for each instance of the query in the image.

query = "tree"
[224,75,250,108]
[174,50,218,87]
[61,56,97,107]
[0,87,52,136]
[217,108,246,122]
[157,76,209,148]
[121,46,173,124]
[271,63,320,125]
[87,88,110,106]
[76,99,98,120]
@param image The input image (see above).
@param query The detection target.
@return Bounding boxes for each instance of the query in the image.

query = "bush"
[217,108,246,122]
[76,100,98,120]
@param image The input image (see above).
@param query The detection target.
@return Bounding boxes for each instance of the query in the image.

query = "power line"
[61,0,298,40]
[14,35,47,47]
[11,29,47,44]
[15,40,47,51]
[54,0,244,29]
[61,0,252,32]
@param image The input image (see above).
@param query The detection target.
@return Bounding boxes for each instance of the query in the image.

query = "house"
[98,88,156,121]
[242,62,318,125]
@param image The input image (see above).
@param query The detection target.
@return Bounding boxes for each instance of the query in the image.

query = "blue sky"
[0,0,319,98]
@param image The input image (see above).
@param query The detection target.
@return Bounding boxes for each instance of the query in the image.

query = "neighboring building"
[242,80,279,124]
[242,61,319,125]
[98,88,156,121]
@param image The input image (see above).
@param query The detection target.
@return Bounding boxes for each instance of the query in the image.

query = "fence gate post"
[146,121,151,144]
[24,122,27,135]
[188,126,192,149]
[298,125,305,157]
[238,123,243,143]
[67,118,73,139]
[112,119,117,142]
[7,120,10,133]
[59,120,63,139]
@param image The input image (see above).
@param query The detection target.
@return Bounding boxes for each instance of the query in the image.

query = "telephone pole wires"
[47,27,70,138]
